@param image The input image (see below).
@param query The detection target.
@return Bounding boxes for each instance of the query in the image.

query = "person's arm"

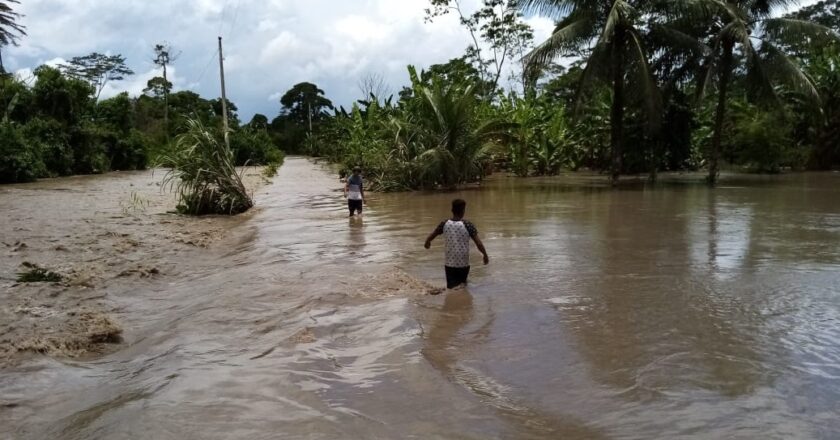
[360,181,366,204]
[424,222,444,249]
[344,180,349,198]
[472,234,489,265]
[466,222,489,264]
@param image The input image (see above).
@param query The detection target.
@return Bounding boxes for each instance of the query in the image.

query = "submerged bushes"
[160,119,253,215]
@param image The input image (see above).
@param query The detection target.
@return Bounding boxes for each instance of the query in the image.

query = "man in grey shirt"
[344,166,366,217]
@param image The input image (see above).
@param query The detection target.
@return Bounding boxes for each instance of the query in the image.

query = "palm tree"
[517,0,661,185]
[691,0,837,184]
[403,66,510,189]
[0,0,26,73]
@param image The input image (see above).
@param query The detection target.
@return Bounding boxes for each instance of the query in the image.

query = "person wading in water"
[424,199,489,289]
[344,166,366,218]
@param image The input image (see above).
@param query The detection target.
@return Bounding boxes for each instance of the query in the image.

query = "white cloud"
[14,68,35,85]
[7,0,818,119]
[98,66,185,101]
[259,31,306,65]
[42,57,66,68]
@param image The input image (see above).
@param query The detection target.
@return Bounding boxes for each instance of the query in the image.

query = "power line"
[226,0,243,40]
[217,0,230,38]
[195,0,232,86]
[194,47,218,85]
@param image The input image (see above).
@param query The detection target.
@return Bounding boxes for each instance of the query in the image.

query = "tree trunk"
[649,141,659,183]
[610,27,626,186]
[0,49,5,74]
[710,41,734,186]
[163,63,169,143]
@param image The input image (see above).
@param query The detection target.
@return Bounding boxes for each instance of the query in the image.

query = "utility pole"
[218,36,230,150]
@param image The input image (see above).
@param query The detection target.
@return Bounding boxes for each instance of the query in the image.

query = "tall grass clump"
[159,118,253,215]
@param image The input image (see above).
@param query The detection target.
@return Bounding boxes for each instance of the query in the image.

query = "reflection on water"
[2,160,840,439]
[421,291,604,439]
[423,290,475,376]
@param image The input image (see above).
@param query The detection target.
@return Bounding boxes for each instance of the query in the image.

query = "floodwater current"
[2,158,840,439]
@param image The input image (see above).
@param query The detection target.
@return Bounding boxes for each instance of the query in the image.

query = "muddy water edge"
[2,158,840,439]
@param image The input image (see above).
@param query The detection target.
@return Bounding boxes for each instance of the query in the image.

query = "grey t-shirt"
[347,175,363,200]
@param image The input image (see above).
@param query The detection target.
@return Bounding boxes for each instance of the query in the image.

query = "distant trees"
[153,43,178,139]
[0,20,286,185]
[1,62,282,183]
[357,73,391,102]
[143,76,173,99]
[59,53,134,100]
[4,0,840,188]
[268,82,334,153]
[425,0,534,95]
[279,82,334,131]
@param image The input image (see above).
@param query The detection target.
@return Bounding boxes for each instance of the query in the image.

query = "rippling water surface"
[2,158,840,439]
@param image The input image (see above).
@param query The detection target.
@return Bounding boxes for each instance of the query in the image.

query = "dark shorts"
[348,199,363,215]
[444,266,470,289]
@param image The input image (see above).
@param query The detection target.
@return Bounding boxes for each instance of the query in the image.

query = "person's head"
[353,166,361,176]
[451,199,466,217]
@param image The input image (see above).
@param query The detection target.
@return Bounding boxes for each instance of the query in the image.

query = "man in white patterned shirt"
[424,199,489,290]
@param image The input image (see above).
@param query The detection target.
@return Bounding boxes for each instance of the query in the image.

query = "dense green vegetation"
[160,119,255,215]
[1,0,839,190]
[276,0,840,189]
[0,64,283,184]
[0,0,282,185]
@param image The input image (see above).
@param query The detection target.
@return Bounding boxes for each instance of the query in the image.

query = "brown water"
[2,158,840,439]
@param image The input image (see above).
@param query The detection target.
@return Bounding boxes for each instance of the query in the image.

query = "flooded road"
[2,158,840,439]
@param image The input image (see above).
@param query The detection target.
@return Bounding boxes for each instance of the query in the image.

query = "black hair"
[353,166,361,173]
[451,199,466,216]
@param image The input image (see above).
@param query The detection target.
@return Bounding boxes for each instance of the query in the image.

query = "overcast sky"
[5,0,820,121]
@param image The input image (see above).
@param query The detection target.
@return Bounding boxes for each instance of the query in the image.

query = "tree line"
[279,0,840,189]
[2,0,839,188]
[0,1,282,184]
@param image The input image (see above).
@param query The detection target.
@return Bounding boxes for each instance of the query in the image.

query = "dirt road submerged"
[3,159,840,439]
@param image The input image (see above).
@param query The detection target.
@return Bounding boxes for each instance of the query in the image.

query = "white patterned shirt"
[434,219,478,268]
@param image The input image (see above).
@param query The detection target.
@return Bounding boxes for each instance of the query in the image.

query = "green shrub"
[230,127,284,166]
[21,118,74,176]
[69,123,109,175]
[107,129,149,171]
[159,118,253,215]
[0,122,46,183]
[730,109,795,173]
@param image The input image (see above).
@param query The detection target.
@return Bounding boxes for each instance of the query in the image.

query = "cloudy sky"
[4,0,819,121]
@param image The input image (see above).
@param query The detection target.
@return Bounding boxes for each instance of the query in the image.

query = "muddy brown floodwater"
[2,157,840,439]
